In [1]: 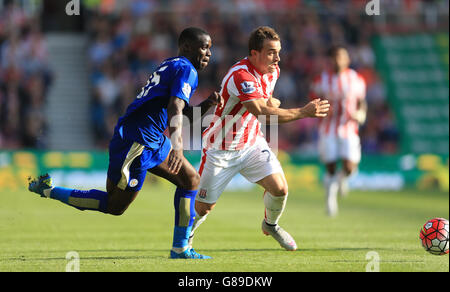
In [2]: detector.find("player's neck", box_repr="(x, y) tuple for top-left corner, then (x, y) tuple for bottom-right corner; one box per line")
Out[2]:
(247, 56), (266, 76)
(178, 53), (195, 68)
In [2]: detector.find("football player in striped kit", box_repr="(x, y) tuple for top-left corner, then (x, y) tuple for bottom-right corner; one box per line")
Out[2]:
(310, 46), (367, 217)
(189, 26), (330, 251)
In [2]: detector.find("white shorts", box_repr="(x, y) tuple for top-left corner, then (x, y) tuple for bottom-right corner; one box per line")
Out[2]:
(197, 137), (284, 204)
(318, 134), (361, 164)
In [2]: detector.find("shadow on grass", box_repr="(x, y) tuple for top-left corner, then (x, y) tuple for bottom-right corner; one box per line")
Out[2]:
(202, 247), (398, 253)
(0, 249), (162, 262)
(1, 246), (414, 262)
(297, 247), (394, 252)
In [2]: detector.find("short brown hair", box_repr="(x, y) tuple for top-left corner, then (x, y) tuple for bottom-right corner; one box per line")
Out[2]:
(248, 26), (280, 55)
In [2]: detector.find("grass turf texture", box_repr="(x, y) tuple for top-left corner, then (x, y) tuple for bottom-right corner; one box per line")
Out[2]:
(0, 181), (448, 272)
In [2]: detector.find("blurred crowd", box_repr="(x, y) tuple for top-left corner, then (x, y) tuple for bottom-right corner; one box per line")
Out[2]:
(1, 0), (448, 155)
(85, 0), (412, 154)
(0, 0), (52, 149)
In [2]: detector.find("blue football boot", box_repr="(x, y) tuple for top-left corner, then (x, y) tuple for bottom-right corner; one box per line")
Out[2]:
(170, 248), (212, 259)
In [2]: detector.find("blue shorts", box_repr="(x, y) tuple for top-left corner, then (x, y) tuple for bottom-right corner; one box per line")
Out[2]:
(107, 133), (171, 192)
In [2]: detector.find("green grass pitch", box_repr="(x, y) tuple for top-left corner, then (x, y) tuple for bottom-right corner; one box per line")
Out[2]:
(0, 180), (448, 272)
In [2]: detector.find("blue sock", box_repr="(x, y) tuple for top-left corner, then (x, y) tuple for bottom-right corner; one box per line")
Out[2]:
(172, 188), (197, 249)
(50, 187), (108, 213)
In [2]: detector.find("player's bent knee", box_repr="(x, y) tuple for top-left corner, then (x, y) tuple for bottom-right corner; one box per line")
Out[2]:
(106, 200), (129, 216)
(343, 161), (356, 175)
(266, 182), (288, 197)
(179, 172), (200, 190)
(272, 185), (288, 197)
(195, 201), (214, 216)
(108, 207), (126, 216)
(105, 189), (138, 216)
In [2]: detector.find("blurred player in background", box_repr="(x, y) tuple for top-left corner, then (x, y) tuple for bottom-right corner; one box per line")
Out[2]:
(28, 27), (222, 259)
(189, 26), (330, 251)
(310, 46), (367, 217)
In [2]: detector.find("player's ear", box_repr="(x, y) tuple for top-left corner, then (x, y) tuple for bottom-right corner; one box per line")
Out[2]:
(179, 41), (192, 55)
(250, 49), (259, 58)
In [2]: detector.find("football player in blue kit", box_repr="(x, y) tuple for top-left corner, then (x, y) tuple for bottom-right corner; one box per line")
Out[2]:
(28, 27), (222, 259)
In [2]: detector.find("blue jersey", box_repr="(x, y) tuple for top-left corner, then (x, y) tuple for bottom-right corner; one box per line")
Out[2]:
(115, 56), (198, 148)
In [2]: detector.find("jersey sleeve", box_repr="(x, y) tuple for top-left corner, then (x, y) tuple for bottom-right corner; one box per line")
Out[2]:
(230, 70), (263, 103)
(170, 65), (198, 104)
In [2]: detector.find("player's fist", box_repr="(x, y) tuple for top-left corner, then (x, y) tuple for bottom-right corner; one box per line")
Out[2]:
(303, 98), (330, 118)
(207, 91), (224, 108)
(268, 97), (281, 108)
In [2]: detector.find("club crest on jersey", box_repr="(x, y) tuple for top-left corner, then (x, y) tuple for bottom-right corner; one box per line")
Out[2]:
(198, 188), (207, 199)
(241, 81), (256, 94)
(129, 179), (139, 188)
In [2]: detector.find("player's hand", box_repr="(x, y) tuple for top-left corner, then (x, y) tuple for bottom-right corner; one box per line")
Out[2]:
(351, 109), (367, 125)
(168, 149), (184, 174)
(207, 91), (224, 108)
(302, 98), (330, 118)
(268, 97), (281, 108)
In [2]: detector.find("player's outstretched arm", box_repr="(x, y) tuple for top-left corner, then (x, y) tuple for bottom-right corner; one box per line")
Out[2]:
(243, 98), (330, 124)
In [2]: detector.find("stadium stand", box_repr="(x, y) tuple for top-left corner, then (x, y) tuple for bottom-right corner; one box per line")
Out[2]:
(1, 0), (448, 156)
(0, 0), (52, 149)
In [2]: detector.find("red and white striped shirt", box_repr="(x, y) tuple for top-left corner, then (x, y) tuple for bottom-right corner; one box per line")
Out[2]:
(202, 57), (279, 151)
(310, 68), (366, 138)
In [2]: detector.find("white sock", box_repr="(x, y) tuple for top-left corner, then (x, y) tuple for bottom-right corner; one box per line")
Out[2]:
(325, 173), (339, 216)
(263, 191), (287, 225)
(190, 209), (208, 237)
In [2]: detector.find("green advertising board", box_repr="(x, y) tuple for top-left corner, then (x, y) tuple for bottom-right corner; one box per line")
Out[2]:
(0, 151), (447, 193)
(373, 33), (449, 155)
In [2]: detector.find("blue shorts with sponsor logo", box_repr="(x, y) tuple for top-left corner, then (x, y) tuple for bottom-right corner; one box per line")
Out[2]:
(107, 132), (171, 192)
